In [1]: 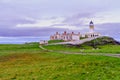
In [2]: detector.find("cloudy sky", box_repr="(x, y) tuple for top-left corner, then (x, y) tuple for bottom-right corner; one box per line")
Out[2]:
(0, 0), (120, 40)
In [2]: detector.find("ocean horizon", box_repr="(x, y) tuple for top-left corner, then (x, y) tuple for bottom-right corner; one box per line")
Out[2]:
(0, 37), (49, 44)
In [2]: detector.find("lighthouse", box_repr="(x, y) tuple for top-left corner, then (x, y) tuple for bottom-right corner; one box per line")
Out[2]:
(89, 21), (94, 33)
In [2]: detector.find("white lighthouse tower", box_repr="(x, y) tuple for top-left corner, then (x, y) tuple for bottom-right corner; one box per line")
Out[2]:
(89, 21), (94, 33)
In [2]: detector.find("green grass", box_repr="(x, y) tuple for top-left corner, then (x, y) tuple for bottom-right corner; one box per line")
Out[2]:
(45, 36), (120, 53)
(48, 40), (64, 44)
(44, 44), (81, 52)
(82, 45), (120, 53)
(43, 44), (120, 53)
(0, 43), (120, 79)
(0, 43), (41, 56)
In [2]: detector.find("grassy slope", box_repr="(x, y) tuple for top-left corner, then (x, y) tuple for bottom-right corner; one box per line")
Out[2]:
(44, 36), (120, 53)
(48, 40), (64, 44)
(0, 43), (41, 56)
(0, 43), (120, 79)
(44, 44), (120, 53)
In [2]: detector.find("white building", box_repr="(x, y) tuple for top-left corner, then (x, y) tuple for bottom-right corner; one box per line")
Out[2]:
(39, 40), (48, 45)
(50, 31), (80, 41)
(50, 21), (101, 41)
(85, 32), (101, 38)
(85, 21), (101, 38)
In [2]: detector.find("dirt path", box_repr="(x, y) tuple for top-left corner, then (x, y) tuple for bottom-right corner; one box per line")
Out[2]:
(39, 45), (120, 58)
(39, 45), (48, 51)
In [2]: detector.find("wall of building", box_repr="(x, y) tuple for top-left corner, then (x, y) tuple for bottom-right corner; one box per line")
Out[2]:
(50, 31), (80, 41)
(72, 35), (80, 41)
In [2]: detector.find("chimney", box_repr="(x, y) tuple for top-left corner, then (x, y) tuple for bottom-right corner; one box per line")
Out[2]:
(72, 32), (74, 34)
(64, 31), (66, 34)
(56, 32), (58, 35)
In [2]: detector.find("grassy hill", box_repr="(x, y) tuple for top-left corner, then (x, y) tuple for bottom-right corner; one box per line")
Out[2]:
(44, 36), (120, 53)
(0, 37), (120, 80)
(48, 40), (64, 44)
(82, 36), (120, 46)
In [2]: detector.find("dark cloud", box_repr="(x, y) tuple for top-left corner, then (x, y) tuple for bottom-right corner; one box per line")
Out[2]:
(0, 26), (67, 37)
(95, 23), (120, 40)
(0, 22), (120, 42)
(96, 23), (120, 32)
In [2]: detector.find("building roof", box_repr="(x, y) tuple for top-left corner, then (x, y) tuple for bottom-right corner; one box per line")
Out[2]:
(90, 21), (93, 24)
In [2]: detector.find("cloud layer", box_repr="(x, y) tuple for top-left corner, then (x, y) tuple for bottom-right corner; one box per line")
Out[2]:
(0, 0), (120, 40)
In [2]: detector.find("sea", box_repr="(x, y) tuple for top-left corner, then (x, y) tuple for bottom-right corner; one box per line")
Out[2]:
(0, 37), (49, 44)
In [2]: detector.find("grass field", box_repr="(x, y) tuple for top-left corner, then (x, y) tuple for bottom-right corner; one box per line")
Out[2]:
(44, 44), (120, 53)
(0, 43), (120, 80)
(48, 40), (64, 44)
(45, 36), (120, 54)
